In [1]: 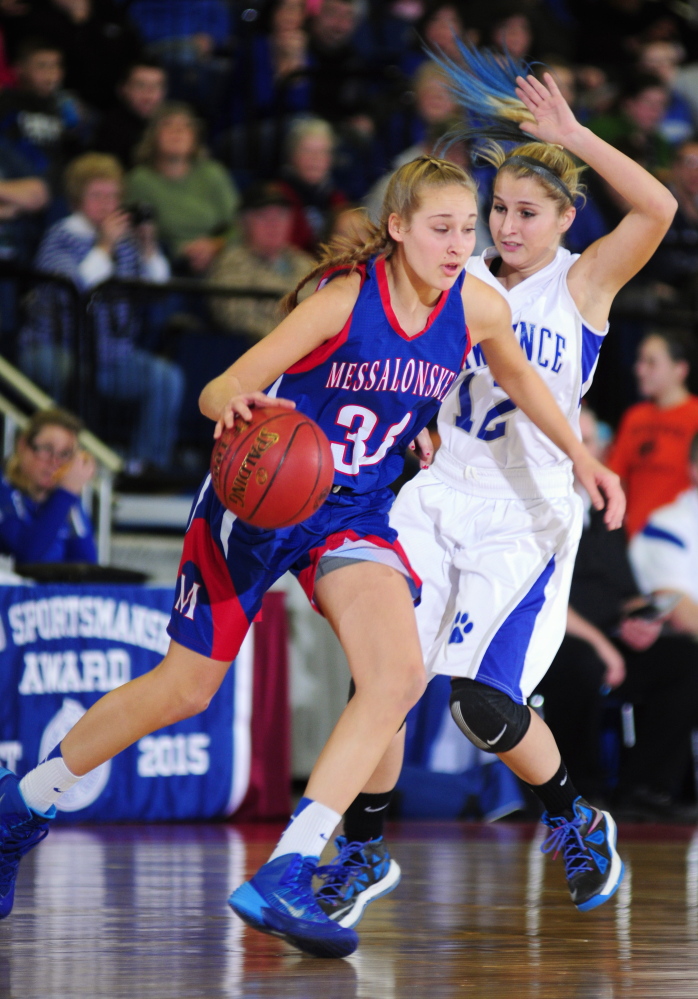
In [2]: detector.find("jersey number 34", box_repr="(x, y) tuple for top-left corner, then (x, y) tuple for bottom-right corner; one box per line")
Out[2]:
(455, 372), (517, 441)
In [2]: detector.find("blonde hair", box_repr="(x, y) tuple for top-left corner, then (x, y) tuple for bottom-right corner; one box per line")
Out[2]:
(64, 153), (123, 208)
(282, 155), (477, 312)
(429, 43), (586, 213)
(134, 102), (207, 168)
(482, 140), (585, 213)
(6, 408), (83, 494)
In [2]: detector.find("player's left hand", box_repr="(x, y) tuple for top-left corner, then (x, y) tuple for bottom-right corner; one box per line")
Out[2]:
(514, 72), (581, 146)
(409, 426), (434, 468)
(572, 453), (625, 530)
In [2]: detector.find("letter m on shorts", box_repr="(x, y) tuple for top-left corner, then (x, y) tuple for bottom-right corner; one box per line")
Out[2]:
(174, 576), (201, 620)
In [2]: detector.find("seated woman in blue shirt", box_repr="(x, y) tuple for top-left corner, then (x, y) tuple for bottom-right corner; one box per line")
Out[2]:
(0, 408), (97, 564)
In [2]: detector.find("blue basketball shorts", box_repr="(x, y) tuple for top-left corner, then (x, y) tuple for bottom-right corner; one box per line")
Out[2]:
(167, 475), (421, 661)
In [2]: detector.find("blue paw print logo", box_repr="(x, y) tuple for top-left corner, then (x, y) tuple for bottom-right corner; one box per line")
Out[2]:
(448, 611), (474, 644)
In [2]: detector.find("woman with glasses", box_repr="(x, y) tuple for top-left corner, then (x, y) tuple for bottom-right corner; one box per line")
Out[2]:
(0, 408), (96, 564)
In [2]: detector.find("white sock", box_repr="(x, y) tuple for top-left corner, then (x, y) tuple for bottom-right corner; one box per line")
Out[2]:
(268, 797), (341, 862)
(19, 756), (81, 815)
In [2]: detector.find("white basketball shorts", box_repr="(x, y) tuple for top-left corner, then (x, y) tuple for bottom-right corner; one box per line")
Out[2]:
(389, 452), (584, 704)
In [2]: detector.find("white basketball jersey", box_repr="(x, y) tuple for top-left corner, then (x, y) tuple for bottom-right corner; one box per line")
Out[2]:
(438, 247), (608, 472)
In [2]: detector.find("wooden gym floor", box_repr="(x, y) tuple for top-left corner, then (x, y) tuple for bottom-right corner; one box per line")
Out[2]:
(2, 820), (698, 999)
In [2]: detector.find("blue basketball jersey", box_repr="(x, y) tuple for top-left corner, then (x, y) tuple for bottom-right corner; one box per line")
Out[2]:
(267, 256), (470, 493)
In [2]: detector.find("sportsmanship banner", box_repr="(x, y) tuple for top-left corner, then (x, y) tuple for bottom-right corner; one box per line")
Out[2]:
(0, 584), (290, 823)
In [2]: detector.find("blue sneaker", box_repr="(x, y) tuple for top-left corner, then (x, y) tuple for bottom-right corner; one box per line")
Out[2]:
(541, 796), (625, 912)
(228, 853), (359, 958)
(315, 836), (401, 928)
(0, 768), (54, 919)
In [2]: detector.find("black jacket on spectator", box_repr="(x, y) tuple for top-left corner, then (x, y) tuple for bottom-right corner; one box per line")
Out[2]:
(0, 89), (76, 194)
(536, 507), (698, 806)
(93, 100), (148, 169)
(19, 1), (141, 111)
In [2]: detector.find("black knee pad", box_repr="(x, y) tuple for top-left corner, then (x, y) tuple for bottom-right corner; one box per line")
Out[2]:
(348, 679), (406, 733)
(449, 678), (531, 753)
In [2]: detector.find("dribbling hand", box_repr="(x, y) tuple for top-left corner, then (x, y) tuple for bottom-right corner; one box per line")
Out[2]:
(213, 392), (295, 440)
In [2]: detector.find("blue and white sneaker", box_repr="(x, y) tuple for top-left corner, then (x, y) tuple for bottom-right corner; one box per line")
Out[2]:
(541, 796), (625, 912)
(0, 768), (54, 919)
(315, 836), (401, 928)
(228, 853), (359, 958)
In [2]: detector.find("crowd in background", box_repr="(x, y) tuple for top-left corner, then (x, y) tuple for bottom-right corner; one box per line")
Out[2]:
(0, 0), (697, 816)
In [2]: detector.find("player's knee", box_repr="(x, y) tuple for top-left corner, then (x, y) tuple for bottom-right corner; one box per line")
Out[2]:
(348, 678), (408, 732)
(401, 658), (428, 708)
(164, 684), (213, 723)
(154, 665), (219, 723)
(449, 678), (530, 753)
(356, 660), (425, 715)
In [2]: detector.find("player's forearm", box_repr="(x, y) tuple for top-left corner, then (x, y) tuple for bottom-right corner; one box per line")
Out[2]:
(199, 370), (246, 422)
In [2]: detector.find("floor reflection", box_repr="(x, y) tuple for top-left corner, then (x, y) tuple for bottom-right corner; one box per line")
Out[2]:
(1, 821), (698, 997)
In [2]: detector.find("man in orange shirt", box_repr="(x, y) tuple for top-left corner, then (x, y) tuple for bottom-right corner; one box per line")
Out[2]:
(608, 330), (698, 537)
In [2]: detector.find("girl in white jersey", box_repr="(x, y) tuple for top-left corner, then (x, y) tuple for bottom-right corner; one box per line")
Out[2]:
(316, 48), (677, 928)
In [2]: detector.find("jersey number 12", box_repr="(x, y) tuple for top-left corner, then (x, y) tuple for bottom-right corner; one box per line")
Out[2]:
(455, 372), (517, 441)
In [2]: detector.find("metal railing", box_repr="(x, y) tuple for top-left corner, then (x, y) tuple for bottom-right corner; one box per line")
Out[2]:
(0, 353), (122, 565)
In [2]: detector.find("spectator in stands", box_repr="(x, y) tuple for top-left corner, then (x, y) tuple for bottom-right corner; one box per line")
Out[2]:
(0, 139), (48, 264)
(18, 153), (184, 474)
(630, 431), (698, 640)
(127, 0), (231, 65)
(126, 102), (240, 274)
(14, 0), (142, 112)
(588, 73), (674, 178)
(384, 61), (458, 164)
(208, 181), (314, 340)
(276, 116), (348, 252)
(637, 40), (694, 146)
(233, 0), (311, 125)
(536, 408), (698, 821)
(126, 0), (232, 119)
(607, 329), (698, 537)
(488, 6), (534, 62)
(93, 59), (167, 169)
(401, 1), (469, 77)
(0, 37), (84, 196)
(0, 139), (49, 344)
(645, 139), (698, 295)
(9, 0), (141, 110)
(306, 0), (369, 124)
(0, 407), (96, 564)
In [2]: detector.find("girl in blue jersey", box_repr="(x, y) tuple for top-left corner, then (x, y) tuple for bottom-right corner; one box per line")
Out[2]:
(0, 157), (623, 959)
(320, 51), (677, 929)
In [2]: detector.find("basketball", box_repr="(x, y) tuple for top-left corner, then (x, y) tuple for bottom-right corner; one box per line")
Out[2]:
(210, 406), (335, 529)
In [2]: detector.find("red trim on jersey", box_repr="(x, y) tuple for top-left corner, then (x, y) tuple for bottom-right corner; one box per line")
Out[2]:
(175, 518), (251, 661)
(285, 264), (368, 374)
(376, 256), (449, 341)
(295, 529), (423, 610)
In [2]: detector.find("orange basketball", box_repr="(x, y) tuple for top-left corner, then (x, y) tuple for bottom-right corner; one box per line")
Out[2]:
(210, 406), (335, 529)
